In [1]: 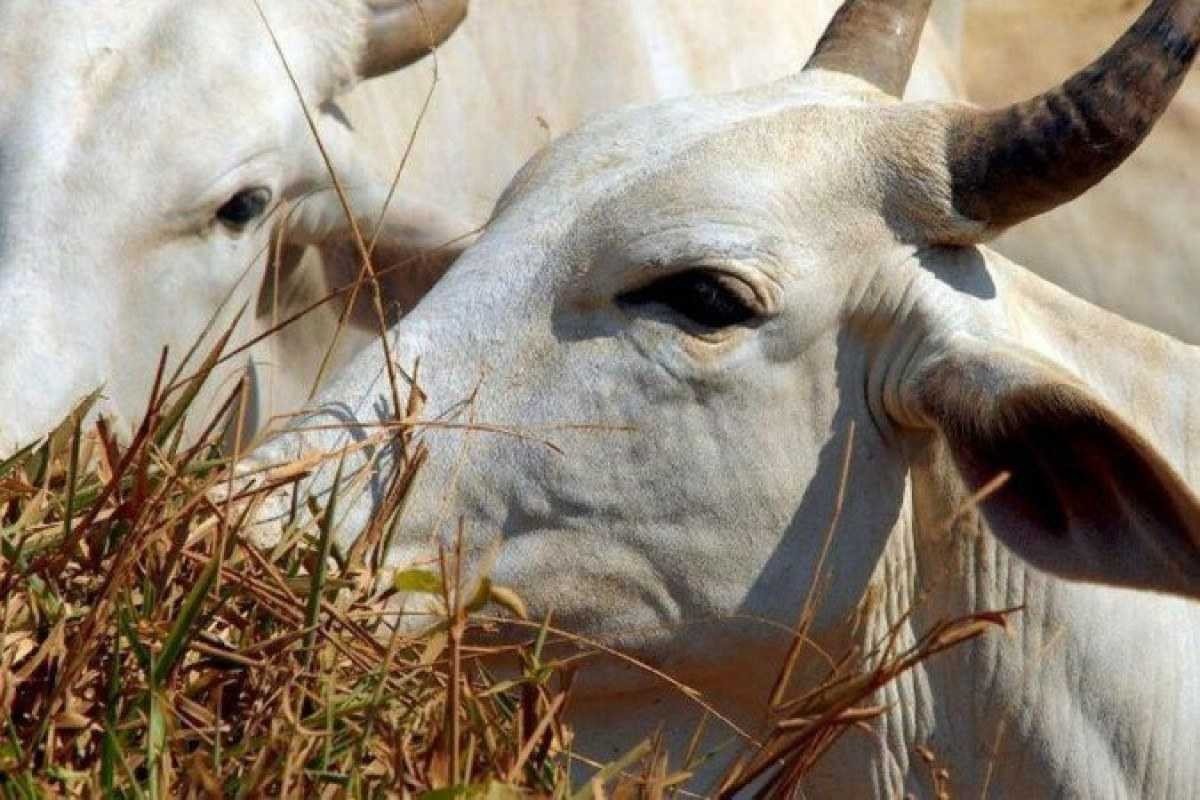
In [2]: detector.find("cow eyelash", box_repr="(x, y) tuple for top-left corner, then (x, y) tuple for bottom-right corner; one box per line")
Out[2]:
(618, 269), (760, 329)
(215, 187), (273, 230)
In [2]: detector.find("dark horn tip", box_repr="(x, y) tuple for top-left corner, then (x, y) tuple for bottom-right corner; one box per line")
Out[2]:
(945, 0), (1200, 236)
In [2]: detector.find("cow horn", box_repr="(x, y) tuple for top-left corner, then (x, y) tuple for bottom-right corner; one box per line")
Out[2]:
(804, 0), (934, 97)
(946, 0), (1200, 235)
(360, 0), (468, 79)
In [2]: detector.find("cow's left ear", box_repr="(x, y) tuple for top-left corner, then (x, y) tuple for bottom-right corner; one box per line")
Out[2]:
(285, 182), (471, 257)
(901, 335), (1200, 599)
(280, 111), (475, 325)
(282, 179), (473, 317)
(359, 0), (468, 79)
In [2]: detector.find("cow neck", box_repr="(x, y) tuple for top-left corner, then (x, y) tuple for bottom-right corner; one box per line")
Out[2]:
(870, 246), (1200, 798)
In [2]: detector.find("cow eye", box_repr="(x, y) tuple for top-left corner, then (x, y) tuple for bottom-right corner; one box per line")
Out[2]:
(618, 269), (759, 329)
(216, 187), (272, 229)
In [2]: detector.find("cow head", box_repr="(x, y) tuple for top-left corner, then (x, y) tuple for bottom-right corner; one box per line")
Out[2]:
(251, 0), (1200, 688)
(0, 0), (467, 453)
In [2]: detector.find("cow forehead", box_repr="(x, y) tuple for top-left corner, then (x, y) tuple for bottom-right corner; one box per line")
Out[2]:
(0, 1), (363, 140)
(489, 77), (887, 276)
(0, 1), (365, 218)
(497, 78), (874, 220)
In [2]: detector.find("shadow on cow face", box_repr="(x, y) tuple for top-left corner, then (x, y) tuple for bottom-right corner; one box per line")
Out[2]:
(0, 0), (467, 454)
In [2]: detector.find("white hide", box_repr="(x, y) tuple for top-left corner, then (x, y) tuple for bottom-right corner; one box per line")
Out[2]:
(250, 36), (1200, 800)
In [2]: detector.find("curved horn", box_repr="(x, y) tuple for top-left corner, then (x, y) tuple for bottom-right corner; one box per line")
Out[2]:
(359, 0), (468, 79)
(805, 0), (934, 97)
(947, 0), (1200, 234)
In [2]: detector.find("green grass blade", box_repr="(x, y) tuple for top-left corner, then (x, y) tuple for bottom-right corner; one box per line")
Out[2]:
(60, 418), (83, 545)
(0, 439), (38, 482)
(568, 740), (653, 800)
(101, 621), (123, 795)
(150, 546), (220, 687)
(29, 387), (103, 487)
(146, 685), (166, 800)
(303, 454), (344, 657)
(155, 309), (243, 448)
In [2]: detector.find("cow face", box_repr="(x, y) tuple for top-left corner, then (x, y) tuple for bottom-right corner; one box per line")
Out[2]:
(252, 78), (948, 670)
(0, 0), (465, 453)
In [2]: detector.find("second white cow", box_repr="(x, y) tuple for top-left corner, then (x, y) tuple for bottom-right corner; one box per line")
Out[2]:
(0, 0), (469, 453)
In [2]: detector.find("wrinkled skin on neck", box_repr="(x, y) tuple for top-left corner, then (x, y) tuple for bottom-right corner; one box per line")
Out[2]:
(252, 39), (1200, 800)
(807, 246), (1200, 797)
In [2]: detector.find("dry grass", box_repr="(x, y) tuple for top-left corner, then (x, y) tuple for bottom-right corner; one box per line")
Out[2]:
(0, 324), (1013, 798)
(0, 335), (580, 798)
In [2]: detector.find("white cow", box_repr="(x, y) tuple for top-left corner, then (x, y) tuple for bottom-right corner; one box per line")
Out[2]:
(250, 0), (1200, 795)
(0, 0), (469, 454)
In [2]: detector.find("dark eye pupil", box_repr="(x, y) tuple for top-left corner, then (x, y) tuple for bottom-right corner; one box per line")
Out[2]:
(618, 270), (756, 328)
(216, 188), (271, 227)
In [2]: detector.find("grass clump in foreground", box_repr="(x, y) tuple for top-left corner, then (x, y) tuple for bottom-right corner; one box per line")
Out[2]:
(0, 339), (1012, 798)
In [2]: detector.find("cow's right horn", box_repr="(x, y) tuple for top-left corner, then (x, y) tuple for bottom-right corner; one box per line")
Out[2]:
(359, 0), (468, 79)
(804, 0), (934, 97)
(945, 0), (1200, 237)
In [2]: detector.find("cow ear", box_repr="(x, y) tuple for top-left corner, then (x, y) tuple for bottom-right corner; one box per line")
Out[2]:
(904, 336), (1200, 598)
(360, 0), (467, 79)
(282, 183), (473, 318)
(285, 183), (472, 254)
